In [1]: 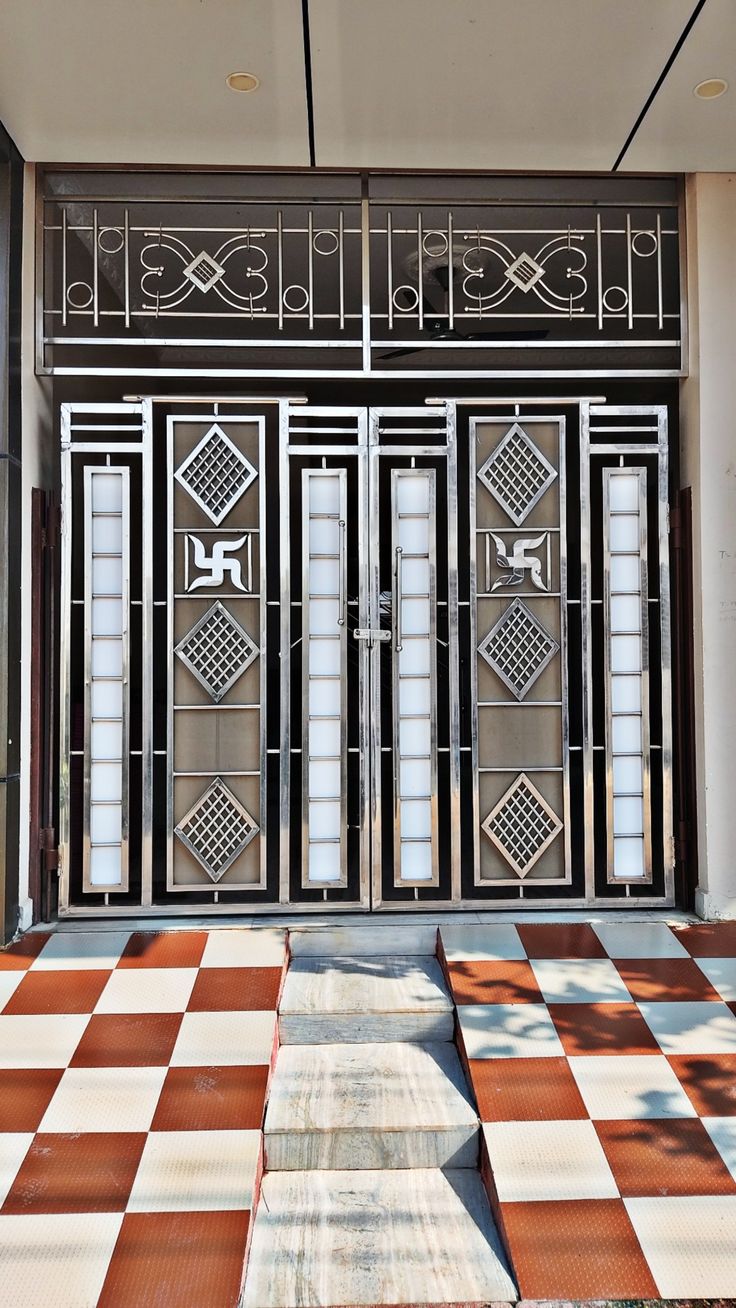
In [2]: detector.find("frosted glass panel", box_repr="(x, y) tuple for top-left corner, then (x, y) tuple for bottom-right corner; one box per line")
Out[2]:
(401, 599), (430, 635)
(611, 676), (642, 713)
(399, 678), (431, 716)
(91, 762), (122, 803)
(399, 517), (429, 553)
(400, 841), (432, 881)
(399, 642), (430, 676)
(308, 842), (341, 882)
(609, 515), (640, 551)
(90, 803), (122, 843)
(91, 474), (123, 511)
(91, 640), (123, 678)
(309, 517), (340, 554)
(309, 559), (340, 596)
(401, 559), (430, 594)
(610, 555), (640, 592)
(400, 758), (432, 796)
(309, 677), (340, 718)
(310, 637), (340, 677)
(309, 801), (341, 840)
(613, 754), (643, 793)
(397, 476), (430, 513)
(89, 844), (122, 886)
(610, 594), (641, 632)
(92, 556), (123, 594)
(611, 634), (641, 673)
(613, 837), (645, 879)
(400, 799), (432, 838)
(91, 680), (123, 719)
(309, 476), (340, 513)
(92, 516), (122, 554)
(309, 599), (340, 634)
(609, 475), (639, 511)
(310, 719), (341, 757)
(91, 720), (122, 759)
(612, 715), (642, 753)
(92, 598), (123, 636)
(399, 717), (431, 757)
(309, 760), (340, 798)
(614, 795), (644, 835)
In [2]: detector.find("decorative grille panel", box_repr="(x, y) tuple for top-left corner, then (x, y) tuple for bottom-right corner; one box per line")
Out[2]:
(175, 601), (259, 703)
(477, 424), (558, 526)
(174, 424), (257, 526)
(174, 778), (259, 882)
(482, 773), (563, 878)
(478, 598), (559, 701)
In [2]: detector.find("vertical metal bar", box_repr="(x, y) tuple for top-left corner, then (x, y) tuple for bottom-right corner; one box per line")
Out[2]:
(447, 210), (454, 332)
(368, 410), (382, 904)
(124, 208), (131, 330)
(165, 417), (175, 891)
(357, 410), (371, 908)
(446, 402), (461, 901)
(579, 402), (595, 898)
(57, 409), (73, 911)
(596, 212), (603, 332)
(626, 211), (633, 330)
(61, 207), (68, 328)
(278, 400), (291, 903)
(277, 210), (284, 333)
(307, 209), (314, 332)
(361, 182), (371, 372)
(416, 210), (424, 333)
(338, 209), (345, 332)
(469, 418), (481, 887)
(656, 211), (663, 332)
(658, 409), (675, 901)
(558, 416), (572, 884)
(387, 210), (394, 333)
(141, 401), (154, 905)
(92, 207), (99, 329)
(258, 415), (268, 890)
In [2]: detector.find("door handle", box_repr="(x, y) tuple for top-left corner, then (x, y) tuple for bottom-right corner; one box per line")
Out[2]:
(394, 545), (403, 653)
(337, 519), (346, 626)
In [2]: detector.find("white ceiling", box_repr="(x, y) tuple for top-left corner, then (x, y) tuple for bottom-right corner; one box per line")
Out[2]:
(0, 0), (734, 171)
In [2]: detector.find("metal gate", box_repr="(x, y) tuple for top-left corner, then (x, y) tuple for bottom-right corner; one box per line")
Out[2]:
(57, 397), (674, 914)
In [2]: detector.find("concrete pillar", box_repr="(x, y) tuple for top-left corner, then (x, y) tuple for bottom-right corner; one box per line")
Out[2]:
(681, 173), (736, 919)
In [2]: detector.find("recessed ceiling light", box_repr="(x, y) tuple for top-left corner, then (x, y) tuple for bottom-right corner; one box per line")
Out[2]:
(226, 71), (260, 93)
(693, 78), (728, 99)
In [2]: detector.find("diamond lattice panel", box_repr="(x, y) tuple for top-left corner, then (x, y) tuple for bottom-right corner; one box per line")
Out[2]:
(478, 598), (559, 700)
(482, 772), (563, 878)
(174, 424), (257, 525)
(175, 601), (259, 703)
(174, 777), (259, 883)
(477, 423), (558, 525)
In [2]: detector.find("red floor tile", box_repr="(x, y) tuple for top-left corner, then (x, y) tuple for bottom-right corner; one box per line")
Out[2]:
(469, 1056), (588, 1121)
(69, 1012), (184, 1068)
(2, 969), (111, 1015)
(0, 1068), (64, 1132)
(516, 922), (607, 959)
(98, 1209), (250, 1308)
(674, 922), (736, 957)
(447, 960), (543, 1005)
(0, 933), (51, 971)
(151, 1064), (269, 1131)
(595, 1117), (736, 1197)
(668, 1052), (736, 1116)
(1, 1132), (146, 1214)
(187, 967), (282, 1012)
(615, 956), (722, 1002)
(549, 1002), (661, 1055)
(499, 1198), (658, 1299)
(118, 931), (208, 969)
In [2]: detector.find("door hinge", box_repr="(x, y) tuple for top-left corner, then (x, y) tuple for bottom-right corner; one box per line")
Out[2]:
(39, 827), (59, 873)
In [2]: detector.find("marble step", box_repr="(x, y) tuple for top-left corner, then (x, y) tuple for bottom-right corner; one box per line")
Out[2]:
(264, 1041), (478, 1170)
(288, 924), (439, 957)
(278, 955), (454, 1044)
(241, 1167), (516, 1307)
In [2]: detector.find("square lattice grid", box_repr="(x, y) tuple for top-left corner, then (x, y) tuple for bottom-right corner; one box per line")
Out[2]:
(482, 772), (563, 878)
(174, 779), (259, 883)
(477, 423), (558, 526)
(478, 598), (559, 701)
(175, 602), (259, 704)
(174, 425), (257, 526)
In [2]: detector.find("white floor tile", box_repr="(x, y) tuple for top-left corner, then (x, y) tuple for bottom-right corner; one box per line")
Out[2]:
(694, 957), (736, 1002)
(0, 1015), (90, 1069)
(703, 1118), (736, 1182)
(530, 957), (632, 1004)
(457, 1003), (564, 1060)
(625, 1196), (736, 1298)
(94, 966), (197, 1014)
(0, 971), (24, 1010)
(127, 1129), (260, 1212)
(0, 1212), (124, 1308)
(593, 921), (688, 959)
(639, 1001), (736, 1055)
(440, 925), (526, 962)
(569, 1053), (697, 1119)
(31, 931), (132, 971)
(482, 1119), (618, 1202)
(39, 1065), (167, 1133)
(170, 1009), (277, 1066)
(200, 928), (286, 969)
(0, 1134), (34, 1206)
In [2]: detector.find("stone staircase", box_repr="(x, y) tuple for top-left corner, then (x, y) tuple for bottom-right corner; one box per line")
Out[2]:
(241, 928), (517, 1308)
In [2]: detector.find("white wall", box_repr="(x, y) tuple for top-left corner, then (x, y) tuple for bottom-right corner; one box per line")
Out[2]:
(17, 162), (53, 927)
(681, 173), (736, 919)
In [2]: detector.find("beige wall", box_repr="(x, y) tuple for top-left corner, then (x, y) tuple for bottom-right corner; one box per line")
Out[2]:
(681, 173), (736, 919)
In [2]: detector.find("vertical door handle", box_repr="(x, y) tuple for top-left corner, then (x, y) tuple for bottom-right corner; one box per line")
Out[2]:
(394, 545), (403, 652)
(337, 519), (346, 626)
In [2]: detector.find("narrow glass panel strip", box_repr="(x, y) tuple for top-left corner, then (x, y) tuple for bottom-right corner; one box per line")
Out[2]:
(604, 467), (652, 883)
(302, 469), (348, 886)
(83, 465), (129, 892)
(392, 469), (438, 886)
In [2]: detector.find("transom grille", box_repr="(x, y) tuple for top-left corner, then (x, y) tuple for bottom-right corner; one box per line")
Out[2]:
(482, 773), (563, 878)
(477, 423), (558, 525)
(174, 778), (259, 882)
(478, 598), (559, 701)
(175, 601), (259, 703)
(174, 424), (257, 525)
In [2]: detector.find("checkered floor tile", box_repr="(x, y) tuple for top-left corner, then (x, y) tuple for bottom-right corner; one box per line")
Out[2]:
(0, 927), (286, 1308)
(441, 919), (736, 1301)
